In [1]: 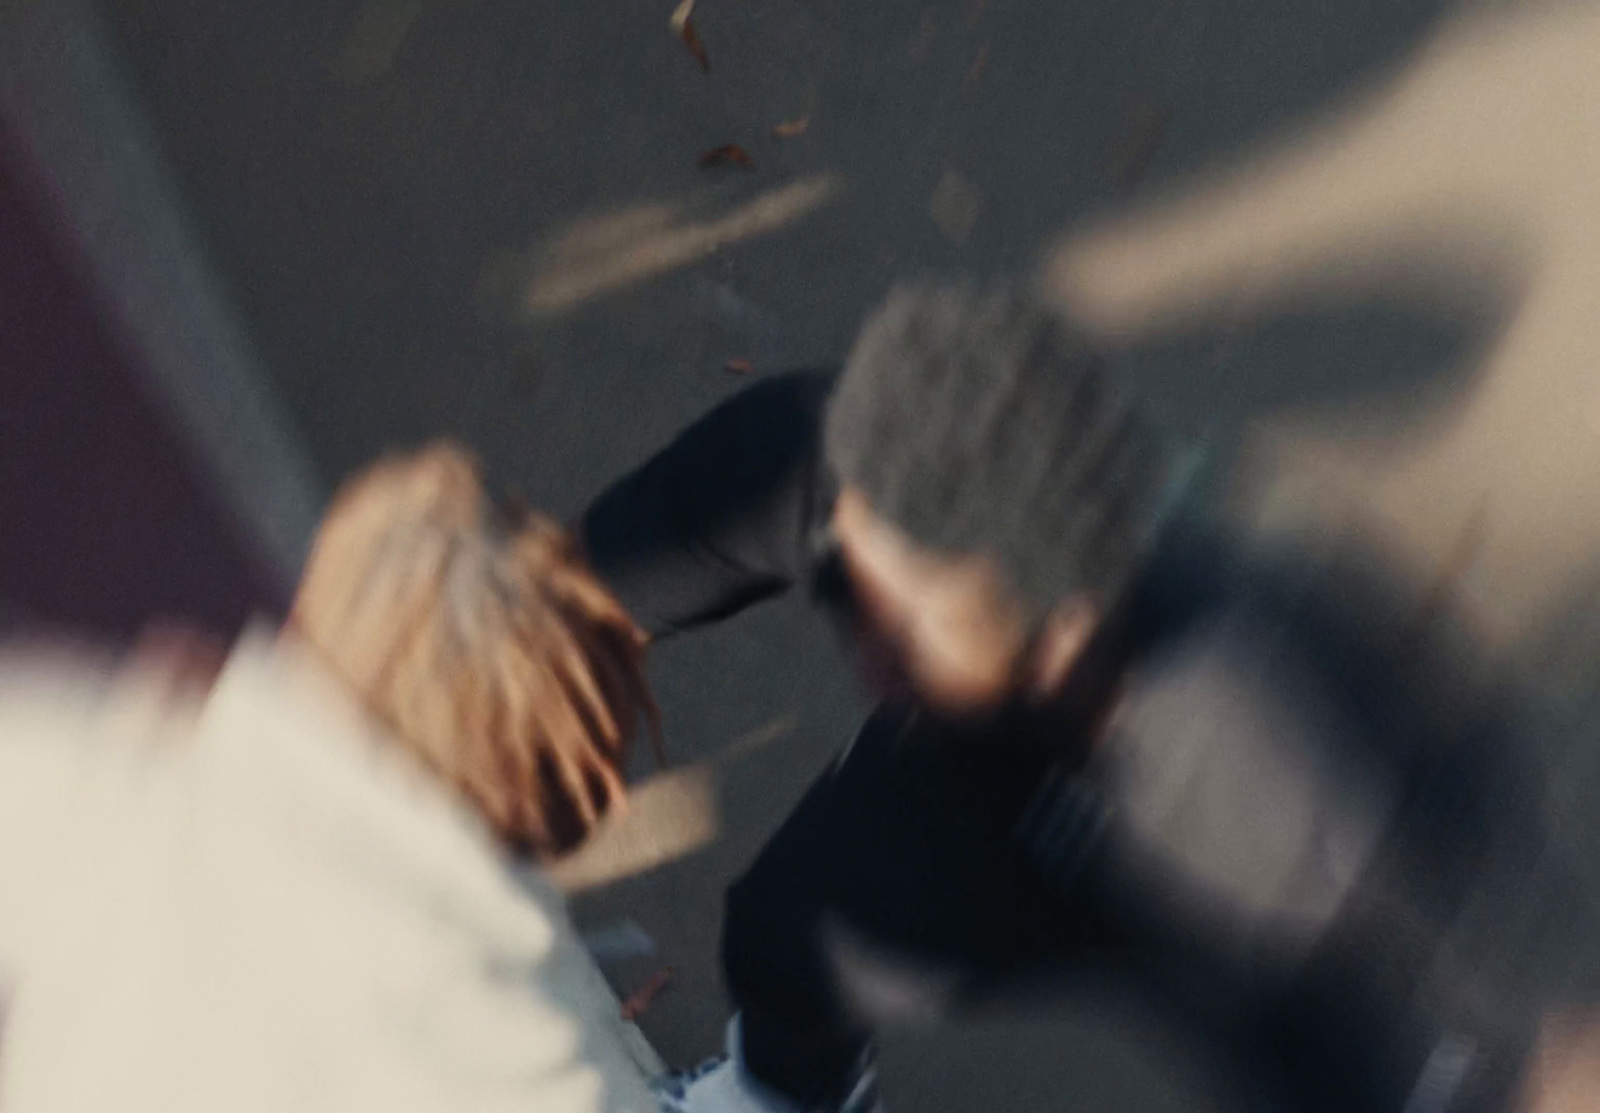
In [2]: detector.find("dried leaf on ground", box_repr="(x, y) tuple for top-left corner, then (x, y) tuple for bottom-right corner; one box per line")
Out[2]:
(670, 0), (712, 72)
(908, 8), (938, 62)
(333, 0), (423, 84)
(724, 358), (754, 375)
(929, 169), (983, 245)
(771, 117), (810, 139)
(700, 143), (755, 169)
(620, 967), (675, 1021)
(964, 43), (991, 88)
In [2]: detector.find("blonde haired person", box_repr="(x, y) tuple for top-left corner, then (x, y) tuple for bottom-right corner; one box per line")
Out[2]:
(292, 442), (660, 859)
(0, 445), (666, 1113)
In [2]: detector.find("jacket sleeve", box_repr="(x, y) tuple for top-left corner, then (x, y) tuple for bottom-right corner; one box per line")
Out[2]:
(580, 369), (838, 638)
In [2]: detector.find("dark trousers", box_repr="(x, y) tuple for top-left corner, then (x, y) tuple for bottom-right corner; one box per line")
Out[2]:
(720, 705), (1284, 1109)
(719, 705), (1534, 1113)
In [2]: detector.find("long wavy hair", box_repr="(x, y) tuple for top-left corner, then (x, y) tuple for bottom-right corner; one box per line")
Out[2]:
(291, 444), (660, 860)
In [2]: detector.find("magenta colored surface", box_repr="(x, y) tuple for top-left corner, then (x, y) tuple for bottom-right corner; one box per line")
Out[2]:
(0, 124), (286, 642)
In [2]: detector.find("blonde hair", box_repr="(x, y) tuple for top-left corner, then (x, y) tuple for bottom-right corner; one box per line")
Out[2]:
(291, 444), (660, 860)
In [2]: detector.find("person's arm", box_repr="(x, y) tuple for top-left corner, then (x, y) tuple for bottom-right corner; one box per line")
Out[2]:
(581, 369), (838, 638)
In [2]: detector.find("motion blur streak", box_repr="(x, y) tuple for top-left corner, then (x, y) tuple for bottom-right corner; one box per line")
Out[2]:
(524, 175), (845, 316)
(546, 765), (720, 895)
(1044, 1), (1600, 647)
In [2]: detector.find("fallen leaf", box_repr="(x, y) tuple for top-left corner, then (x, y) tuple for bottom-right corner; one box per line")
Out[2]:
(620, 967), (675, 1021)
(333, 0), (423, 84)
(964, 42), (991, 89)
(771, 117), (810, 139)
(724, 358), (754, 375)
(681, 20), (711, 71)
(670, 0), (711, 72)
(700, 143), (755, 169)
(929, 169), (983, 245)
(908, 8), (937, 62)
